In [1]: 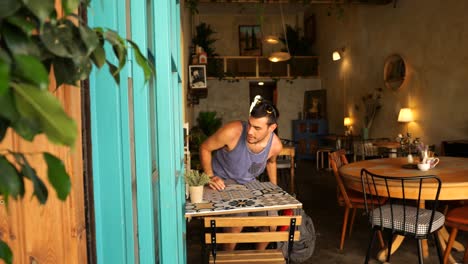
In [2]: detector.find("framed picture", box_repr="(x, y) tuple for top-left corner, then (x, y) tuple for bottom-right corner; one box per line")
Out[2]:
(303, 90), (327, 119)
(238, 25), (262, 56)
(189, 65), (207, 89)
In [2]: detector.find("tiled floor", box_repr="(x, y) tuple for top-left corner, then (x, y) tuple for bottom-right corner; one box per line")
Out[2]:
(187, 160), (467, 263)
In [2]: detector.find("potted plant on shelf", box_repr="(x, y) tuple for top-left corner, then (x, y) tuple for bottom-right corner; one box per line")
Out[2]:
(185, 169), (211, 203)
(355, 88), (383, 139)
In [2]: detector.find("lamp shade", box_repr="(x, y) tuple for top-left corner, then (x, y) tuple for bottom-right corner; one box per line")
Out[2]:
(344, 117), (352, 126)
(268, 51), (291, 62)
(398, 108), (413, 122)
(332, 51), (341, 61)
(264, 35), (279, 44)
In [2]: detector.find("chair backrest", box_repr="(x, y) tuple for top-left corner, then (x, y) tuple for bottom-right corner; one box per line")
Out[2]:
(204, 216), (302, 244)
(277, 145), (295, 169)
(328, 149), (351, 207)
(360, 169), (442, 237)
(204, 215), (302, 262)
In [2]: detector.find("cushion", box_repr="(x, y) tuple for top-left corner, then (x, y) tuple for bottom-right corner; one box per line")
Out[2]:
(371, 204), (445, 236)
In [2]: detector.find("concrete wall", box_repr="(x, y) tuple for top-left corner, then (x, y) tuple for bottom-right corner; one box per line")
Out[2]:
(309, 1), (468, 149)
(193, 78), (322, 139)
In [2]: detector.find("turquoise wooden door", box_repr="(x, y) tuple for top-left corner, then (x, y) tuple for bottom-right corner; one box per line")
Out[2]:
(89, 0), (185, 263)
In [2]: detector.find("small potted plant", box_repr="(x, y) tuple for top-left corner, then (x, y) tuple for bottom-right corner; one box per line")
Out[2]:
(185, 169), (211, 203)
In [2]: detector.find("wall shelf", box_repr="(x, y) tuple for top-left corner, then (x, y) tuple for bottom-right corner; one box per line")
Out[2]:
(206, 56), (319, 80)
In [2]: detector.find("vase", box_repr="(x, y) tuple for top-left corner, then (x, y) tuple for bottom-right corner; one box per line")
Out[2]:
(407, 154), (414, 164)
(189, 185), (204, 203)
(362, 127), (369, 140)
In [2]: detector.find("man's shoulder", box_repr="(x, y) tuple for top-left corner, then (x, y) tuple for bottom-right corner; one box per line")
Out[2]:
(270, 134), (283, 154)
(223, 120), (244, 131)
(217, 120), (243, 138)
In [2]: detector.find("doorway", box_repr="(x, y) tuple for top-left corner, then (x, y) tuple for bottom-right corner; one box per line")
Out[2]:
(249, 81), (277, 106)
(249, 81), (279, 134)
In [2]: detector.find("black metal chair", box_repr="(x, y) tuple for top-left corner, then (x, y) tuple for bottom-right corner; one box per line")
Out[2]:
(360, 169), (445, 264)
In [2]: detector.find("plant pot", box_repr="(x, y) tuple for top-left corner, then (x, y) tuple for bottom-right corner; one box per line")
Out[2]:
(189, 185), (204, 203)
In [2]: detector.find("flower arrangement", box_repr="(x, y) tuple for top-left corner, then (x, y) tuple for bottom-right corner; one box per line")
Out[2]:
(185, 169), (211, 186)
(396, 133), (422, 155)
(355, 88), (383, 129)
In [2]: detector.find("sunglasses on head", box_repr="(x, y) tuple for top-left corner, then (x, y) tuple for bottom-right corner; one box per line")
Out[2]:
(264, 103), (277, 119)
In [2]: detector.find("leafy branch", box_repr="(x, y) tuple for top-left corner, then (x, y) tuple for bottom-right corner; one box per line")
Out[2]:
(0, 0), (154, 263)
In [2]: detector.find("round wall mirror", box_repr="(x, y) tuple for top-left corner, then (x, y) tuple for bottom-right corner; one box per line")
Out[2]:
(383, 54), (406, 90)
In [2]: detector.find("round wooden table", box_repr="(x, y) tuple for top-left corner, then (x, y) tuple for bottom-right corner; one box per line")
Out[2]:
(339, 157), (468, 263)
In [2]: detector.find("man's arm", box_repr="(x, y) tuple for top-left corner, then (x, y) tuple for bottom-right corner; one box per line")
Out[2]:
(265, 135), (283, 185)
(199, 121), (242, 190)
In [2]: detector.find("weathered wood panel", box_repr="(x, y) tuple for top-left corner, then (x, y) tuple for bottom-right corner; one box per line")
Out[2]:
(0, 81), (87, 264)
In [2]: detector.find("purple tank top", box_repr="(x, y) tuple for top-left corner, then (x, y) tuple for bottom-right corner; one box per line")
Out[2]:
(212, 121), (274, 184)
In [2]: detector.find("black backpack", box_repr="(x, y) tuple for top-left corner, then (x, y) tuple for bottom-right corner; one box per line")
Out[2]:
(278, 209), (316, 263)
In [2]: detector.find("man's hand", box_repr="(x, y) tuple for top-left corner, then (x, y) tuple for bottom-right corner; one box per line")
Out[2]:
(208, 176), (226, 190)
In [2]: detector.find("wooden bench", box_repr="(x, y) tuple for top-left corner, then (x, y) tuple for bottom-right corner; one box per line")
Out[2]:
(204, 215), (302, 264)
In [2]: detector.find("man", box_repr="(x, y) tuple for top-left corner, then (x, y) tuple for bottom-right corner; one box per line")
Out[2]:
(199, 97), (283, 250)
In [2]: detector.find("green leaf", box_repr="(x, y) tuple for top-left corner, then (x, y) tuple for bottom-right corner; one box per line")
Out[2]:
(0, 59), (10, 95)
(104, 30), (127, 72)
(0, 155), (23, 198)
(0, 117), (10, 141)
(1, 24), (40, 56)
(10, 117), (42, 141)
(13, 55), (49, 90)
(11, 83), (77, 146)
(13, 153), (48, 204)
(127, 39), (154, 82)
(0, 0), (21, 19)
(106, 60), (120, 84)
(79, 25), (99, 56)
(90, 44), (106, 68)
(23, 0), (54, 23)
(6, 16), (37, 36)
(0, 240), (13, 264)
(53, 57), (92, 87)
(43, 152), (71, 200)
(41, 19), (88, 62)
(63, 0), (81, 14)
(0, 90), (19, 122)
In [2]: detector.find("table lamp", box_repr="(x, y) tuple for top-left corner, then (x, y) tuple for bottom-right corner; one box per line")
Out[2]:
(398, 108), (413, 134)
(344, 117), (352, 135)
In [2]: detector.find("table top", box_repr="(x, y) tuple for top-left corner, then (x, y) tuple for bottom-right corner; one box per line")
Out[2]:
(339, 157), (468, 200)
(185, 181), (302, 217)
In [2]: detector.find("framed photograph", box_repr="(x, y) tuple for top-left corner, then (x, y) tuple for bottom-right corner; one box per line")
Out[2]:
(303, 90), (327, 119)
(189, 65), (207, 89)
(238, 25), (262, 56)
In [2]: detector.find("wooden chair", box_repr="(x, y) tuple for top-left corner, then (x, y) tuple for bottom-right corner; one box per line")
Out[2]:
(328, 149), (385, 251)
(204, 215), (302, 264)
(443, 206), (468, 264)
(360, 169), (445, 264)
(277, 144), (296, 194)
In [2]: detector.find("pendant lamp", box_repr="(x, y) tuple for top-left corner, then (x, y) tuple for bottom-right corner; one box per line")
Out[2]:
(264, 35), (280, 44)
(268, 3), (291, 63)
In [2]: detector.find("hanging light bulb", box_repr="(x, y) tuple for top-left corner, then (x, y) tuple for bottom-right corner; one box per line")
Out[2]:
(268, 3), (291, 63)
(332, 51), (341, 61)
(268, 51), (291, 62)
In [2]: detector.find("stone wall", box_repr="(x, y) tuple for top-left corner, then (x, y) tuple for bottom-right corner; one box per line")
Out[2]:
(193, 78), (322, 139)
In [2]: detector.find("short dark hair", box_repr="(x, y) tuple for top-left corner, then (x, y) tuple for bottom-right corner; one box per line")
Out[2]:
(250, 100), (279, 125)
